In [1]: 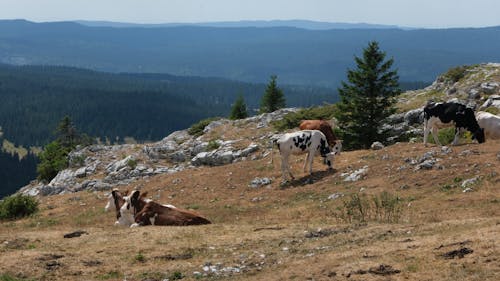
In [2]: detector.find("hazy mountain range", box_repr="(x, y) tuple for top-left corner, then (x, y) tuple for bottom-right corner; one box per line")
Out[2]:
(1, 20), (499, 87)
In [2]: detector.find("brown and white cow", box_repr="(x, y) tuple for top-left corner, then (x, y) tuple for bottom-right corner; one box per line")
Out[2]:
(104, 189), (131, 226)
(121, 190), (211, 227)
(299, 120), (337, 147)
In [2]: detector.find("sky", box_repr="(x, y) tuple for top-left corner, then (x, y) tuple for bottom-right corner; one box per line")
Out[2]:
(1, 0), (500, 28)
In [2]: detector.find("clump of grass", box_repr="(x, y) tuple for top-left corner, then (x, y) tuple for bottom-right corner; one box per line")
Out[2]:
(134, 252), (146, 263)
(336, 192), (404, 223)
(127, 158), (137, 169)
(0, 194), (38, 220)
(0, 273), (35, 281)
(170, 271), (184, 280)
(96, 271), (122, 280)
(188, 117), (221, 137)
(206, 139), (220, 151)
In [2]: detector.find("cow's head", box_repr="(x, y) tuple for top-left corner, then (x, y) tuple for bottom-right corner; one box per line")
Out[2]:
(473, 127), (485, 143)
(331, 140), (342, 155)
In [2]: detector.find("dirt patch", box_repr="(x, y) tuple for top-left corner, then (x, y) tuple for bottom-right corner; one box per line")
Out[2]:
(441, 247), (474, 259)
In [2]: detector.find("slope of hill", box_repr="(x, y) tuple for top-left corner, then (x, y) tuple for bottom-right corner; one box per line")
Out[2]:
(0, 64), (335, 147)
(1, 64), (499, 280)
(1, 20), (499, 86)
(2, 125), (499, 280)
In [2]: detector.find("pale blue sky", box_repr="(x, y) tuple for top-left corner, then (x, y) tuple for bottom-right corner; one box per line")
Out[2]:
(1, 0), (499, 28)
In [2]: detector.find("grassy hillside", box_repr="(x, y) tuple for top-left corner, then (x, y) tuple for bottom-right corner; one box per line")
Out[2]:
(0, 120), (498, 280)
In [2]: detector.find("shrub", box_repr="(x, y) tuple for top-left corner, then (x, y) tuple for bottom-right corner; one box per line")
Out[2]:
(272, 104), (337, 131)
(0, 194), (39, 220)
(442, 65), (469, 83)
(425, 127), (471, 145)
(206, 139), (220, 151)
(336, 192), (403, 224)
(187, 117), (221, 137)
(126, 158), (137, 169)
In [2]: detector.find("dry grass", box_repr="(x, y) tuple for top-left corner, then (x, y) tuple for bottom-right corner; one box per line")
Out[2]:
(1, 140), (499, 281)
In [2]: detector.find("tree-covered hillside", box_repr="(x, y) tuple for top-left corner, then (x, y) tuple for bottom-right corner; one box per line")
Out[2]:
(1, 20), (499, 86)
(0, 64), (337, 147)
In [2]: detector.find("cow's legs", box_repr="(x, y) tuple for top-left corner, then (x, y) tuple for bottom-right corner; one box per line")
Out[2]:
(306, 152), (315, 175)
(431, 127), (441, 146)
(451, 127), (461, 145)
(303, 152), (310, 172)
(423, 119), (430, 146)
(281, 155), (294, 181)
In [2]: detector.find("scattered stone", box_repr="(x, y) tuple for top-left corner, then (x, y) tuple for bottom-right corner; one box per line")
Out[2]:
(343, 166), (368, 182)
(327, 193), (344, 200)
(63, 230), (88, 238)
(305, 228), (335, 238)
(82, 260), (102, 266)
(461, 176), (479, 188)
(368, 264), (401, 275)
(249, 177), (272, 188)
(155, 253), (193, 261)
(441, 247), (474, 259)
(370, 141), (384, 150)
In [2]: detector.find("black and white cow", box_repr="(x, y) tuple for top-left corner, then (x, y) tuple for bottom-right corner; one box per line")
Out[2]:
(423, 101), (485, 146)
(273, 130), (341, 182)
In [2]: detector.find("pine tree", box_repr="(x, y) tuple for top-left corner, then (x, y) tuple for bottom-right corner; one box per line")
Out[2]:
(260, 75), (285, 113)
(334, 41), (400, 149)
(229, 94), (248, 120)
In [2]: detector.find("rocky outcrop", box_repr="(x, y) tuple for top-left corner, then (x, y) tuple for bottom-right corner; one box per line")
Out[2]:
(19, 109), (295, 196)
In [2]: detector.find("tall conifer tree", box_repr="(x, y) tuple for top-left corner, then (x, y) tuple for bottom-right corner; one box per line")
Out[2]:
(229, 94), (248, 120)
(335, 41), (400, 149)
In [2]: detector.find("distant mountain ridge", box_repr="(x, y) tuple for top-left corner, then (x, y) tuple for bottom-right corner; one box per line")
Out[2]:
(75, 19), (405, 30)
(1, 20), (499, 87)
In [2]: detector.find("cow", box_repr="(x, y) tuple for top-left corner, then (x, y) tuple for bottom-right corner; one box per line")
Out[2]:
(299, 120), (337, 147)
(423, 101), (485, 146)
(476, 111), (500, 139)
(121, 190), (211, 227)
(273, 130), (341, 182)
(104, 189), (132, 226)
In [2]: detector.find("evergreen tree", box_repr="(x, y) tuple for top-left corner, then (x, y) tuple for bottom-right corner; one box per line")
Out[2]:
(334, 41), (400, 149)
(229, 94), (248, 120)
(260, 75), (286, 113)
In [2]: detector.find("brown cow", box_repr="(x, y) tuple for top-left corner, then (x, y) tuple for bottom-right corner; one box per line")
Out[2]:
(123, 190), (211, 227)
(299, 120), (337, 147)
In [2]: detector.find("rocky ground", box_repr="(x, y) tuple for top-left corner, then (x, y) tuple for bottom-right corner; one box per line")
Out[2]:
(2, 63), (500, 281)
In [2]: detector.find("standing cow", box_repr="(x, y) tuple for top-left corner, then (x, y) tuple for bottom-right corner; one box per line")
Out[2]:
(476, 111), (500, 139)
(423, 102), (485, 146)
(273, 130), (341, 182)
(299, 120), (337, 147)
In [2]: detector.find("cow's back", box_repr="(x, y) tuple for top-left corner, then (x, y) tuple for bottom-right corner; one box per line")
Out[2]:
(299, 120), (337, 145)
(476, 111), (500, 139)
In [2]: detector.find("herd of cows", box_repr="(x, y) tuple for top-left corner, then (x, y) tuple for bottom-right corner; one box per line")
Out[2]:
(104, 101), (500, 227)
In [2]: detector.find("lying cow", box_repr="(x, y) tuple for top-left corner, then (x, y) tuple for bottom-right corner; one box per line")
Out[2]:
(423, 101), (485, 146)
(476, 111), (500, 139)
(121, 190), (211, 227)
(299, 120), (337, 147)
(104, 189), (132, 226)
(273, 130), (341, 182)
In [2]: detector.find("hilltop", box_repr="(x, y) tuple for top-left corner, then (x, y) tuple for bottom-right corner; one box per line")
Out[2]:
(1, 64), (500, 280)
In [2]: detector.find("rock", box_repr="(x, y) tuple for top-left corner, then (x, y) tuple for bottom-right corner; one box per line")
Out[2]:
(371, 142), (385, 150)
(415, 159), (435, 170)
(480, 82), (499, 94)
(404, 108), (424, 125)
(249, 177), (272, 188)
(481, 94), (500, 109)
(343, 166), (368, 182)
(468, 88), (481, 99)
(461, 176), (479, 188)
(106, 155), (135, 173)
(328, 193), (344, 200)
(49, 169), (76, 187)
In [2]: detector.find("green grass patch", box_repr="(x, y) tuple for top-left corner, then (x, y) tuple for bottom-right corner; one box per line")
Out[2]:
(188, 117), (221, 137)
(96, 271), (122, 280)
(0, 273), (36, 281)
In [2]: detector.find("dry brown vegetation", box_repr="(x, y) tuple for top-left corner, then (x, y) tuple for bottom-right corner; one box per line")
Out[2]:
(1, 137), (499, 281)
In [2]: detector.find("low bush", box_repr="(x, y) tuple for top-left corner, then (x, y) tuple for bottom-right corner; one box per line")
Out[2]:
(442, 65), (470, 83)
(0, 194), (39, 220)
(336, 191), (403, 223)
(188, 117), (221, 137)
